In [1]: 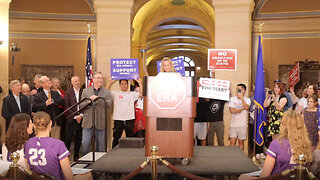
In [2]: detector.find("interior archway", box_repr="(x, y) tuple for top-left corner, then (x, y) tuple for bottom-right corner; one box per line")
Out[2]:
(132, 0), (215, 77)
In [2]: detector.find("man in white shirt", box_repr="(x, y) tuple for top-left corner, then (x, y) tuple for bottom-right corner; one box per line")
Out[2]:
(106, 78), (142, 148)
(228, 83), (251, 150)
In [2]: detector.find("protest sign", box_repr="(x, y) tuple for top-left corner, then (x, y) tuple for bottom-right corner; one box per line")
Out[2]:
(289, 63), (300, 87)
(198, 78), (230, 101)
(208, 49), (237, 71)
(111, 58), (139, 80)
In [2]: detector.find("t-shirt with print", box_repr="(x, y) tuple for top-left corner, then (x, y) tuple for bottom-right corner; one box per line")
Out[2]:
(266, 139), (296, 175)
(206, 99), (226, 122)
(228, 96), (251, 127)
(24, 137), (70, 180)
(112, 91), (140, 120)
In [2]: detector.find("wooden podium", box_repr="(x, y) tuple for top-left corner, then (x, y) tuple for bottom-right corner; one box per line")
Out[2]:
(144, 73), (196, 158)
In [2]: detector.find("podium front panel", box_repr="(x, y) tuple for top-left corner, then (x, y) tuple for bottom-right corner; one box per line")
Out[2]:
(145, 117), (194, 157)
(143, 74), (196, 158)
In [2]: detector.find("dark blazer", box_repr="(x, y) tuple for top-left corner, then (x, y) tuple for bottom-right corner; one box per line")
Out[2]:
(64, 88), (83, 123)
(1, 93), (31, 131)
(80, 86), (112, 130)
(30, 86), (43, 93)
(33, 90), (64, 126)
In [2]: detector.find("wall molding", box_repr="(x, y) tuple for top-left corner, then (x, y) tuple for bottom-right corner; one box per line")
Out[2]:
(254, 32), (320, 39)
(253, 0), (320, 19)
(10, 33), (96, 40)
(9, 11), (96, 21)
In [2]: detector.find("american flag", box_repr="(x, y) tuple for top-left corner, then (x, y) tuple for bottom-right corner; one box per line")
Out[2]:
(85, 36), (93, 87)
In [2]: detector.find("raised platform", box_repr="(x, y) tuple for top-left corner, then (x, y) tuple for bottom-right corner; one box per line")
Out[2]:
(88, 146), (259, 176)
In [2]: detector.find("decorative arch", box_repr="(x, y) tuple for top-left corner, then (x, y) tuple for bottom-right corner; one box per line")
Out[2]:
(132, 0), (215, 65)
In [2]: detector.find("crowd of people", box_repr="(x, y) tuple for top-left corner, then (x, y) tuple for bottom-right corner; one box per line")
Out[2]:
(0, 67), (147, 179)
(0, 56), (319, 179)
(240, 81), (320, 178)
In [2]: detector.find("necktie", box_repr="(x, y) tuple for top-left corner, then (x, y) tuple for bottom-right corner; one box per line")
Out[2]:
(16, 96), (21, 112)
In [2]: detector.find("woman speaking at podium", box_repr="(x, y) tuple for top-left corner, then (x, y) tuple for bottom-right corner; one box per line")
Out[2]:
(159, 57), (177, 73)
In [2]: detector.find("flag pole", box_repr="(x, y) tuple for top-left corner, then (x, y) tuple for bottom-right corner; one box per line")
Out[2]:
(252, 23), (264, 164)
(253, 108), (259, 164)
(87, 23), (91, 36)
(85, 23), (93, 88)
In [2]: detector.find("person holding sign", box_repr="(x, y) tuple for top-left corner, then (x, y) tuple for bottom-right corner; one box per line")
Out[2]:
(228, 84), (251, 150)
(206, 67), (227, 146)
(106, 78), (143, 148)
(160, 57), (177, 73)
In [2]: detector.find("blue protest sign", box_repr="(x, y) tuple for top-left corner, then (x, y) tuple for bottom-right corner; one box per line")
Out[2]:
(111, 58), (139, 80)
(156, 58), (185, 76)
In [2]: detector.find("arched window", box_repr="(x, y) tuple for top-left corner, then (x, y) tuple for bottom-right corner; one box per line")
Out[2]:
(172, 56), (195, 77)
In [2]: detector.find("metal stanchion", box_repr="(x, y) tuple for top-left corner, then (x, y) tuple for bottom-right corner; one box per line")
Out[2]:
(297, 154), (306, 180)
(151, 146), (158, 180)
(10, 152), (19, 180)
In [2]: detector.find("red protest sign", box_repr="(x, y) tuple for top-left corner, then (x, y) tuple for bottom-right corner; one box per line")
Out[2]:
(289, 63), (300, 87)
(208, 49), (237, 71)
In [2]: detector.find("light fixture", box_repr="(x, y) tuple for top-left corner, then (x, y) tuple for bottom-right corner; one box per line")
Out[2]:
(171, 0), (185, 6)
(10, 43), (20, 52)
(0, 41), (3, 45)
(196, 67), (201, 70)
(10, 43), (21, 79)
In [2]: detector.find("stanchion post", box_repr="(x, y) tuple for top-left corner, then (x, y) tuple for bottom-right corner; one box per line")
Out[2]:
(297, 154), (306, 180)
(151, 146), (158, 180)
(10, 152), (20, 180)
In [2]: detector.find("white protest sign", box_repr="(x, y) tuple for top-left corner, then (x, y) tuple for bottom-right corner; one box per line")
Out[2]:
(198, 78), (230, 101)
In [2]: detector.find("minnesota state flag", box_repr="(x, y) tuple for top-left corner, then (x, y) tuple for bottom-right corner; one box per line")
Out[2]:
(254, 35), (267, 146)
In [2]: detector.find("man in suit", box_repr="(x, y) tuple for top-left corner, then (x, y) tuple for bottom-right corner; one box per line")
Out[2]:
(81, 72), (112, 156)
(2, 80), (31, 131)
(64, 76), (83, 161)
(32, 76), (64, 139)
(22, 83), (34, 105)
(30, 74), (43, 95)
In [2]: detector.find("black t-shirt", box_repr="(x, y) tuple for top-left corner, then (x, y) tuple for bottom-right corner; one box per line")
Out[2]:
(207, 99), (226, 122)
(195, 98), (226, 122)
(195, 98), (208, 122)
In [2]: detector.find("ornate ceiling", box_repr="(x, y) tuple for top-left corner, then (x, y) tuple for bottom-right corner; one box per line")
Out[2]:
(132, 0), (214, 65)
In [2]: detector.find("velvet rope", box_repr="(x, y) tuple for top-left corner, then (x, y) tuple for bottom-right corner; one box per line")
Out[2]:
(160, 159), (212, 180)
(119, 160), (148, 180)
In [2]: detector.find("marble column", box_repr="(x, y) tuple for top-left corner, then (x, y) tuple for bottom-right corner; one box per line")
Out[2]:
(93, 0), (133, 78)
(212, 0), (255, 154)
(0, 0), (11, 145)
(93, 0), (134, 151)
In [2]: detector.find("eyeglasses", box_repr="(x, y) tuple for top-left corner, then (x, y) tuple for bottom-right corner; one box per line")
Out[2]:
(42, 80), (51, 83)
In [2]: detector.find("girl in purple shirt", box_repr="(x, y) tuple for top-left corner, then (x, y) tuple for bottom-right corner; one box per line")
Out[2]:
(262, 110), (313, 176)
(239, 110), (313, 179)
(24, 111), (73, 180)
